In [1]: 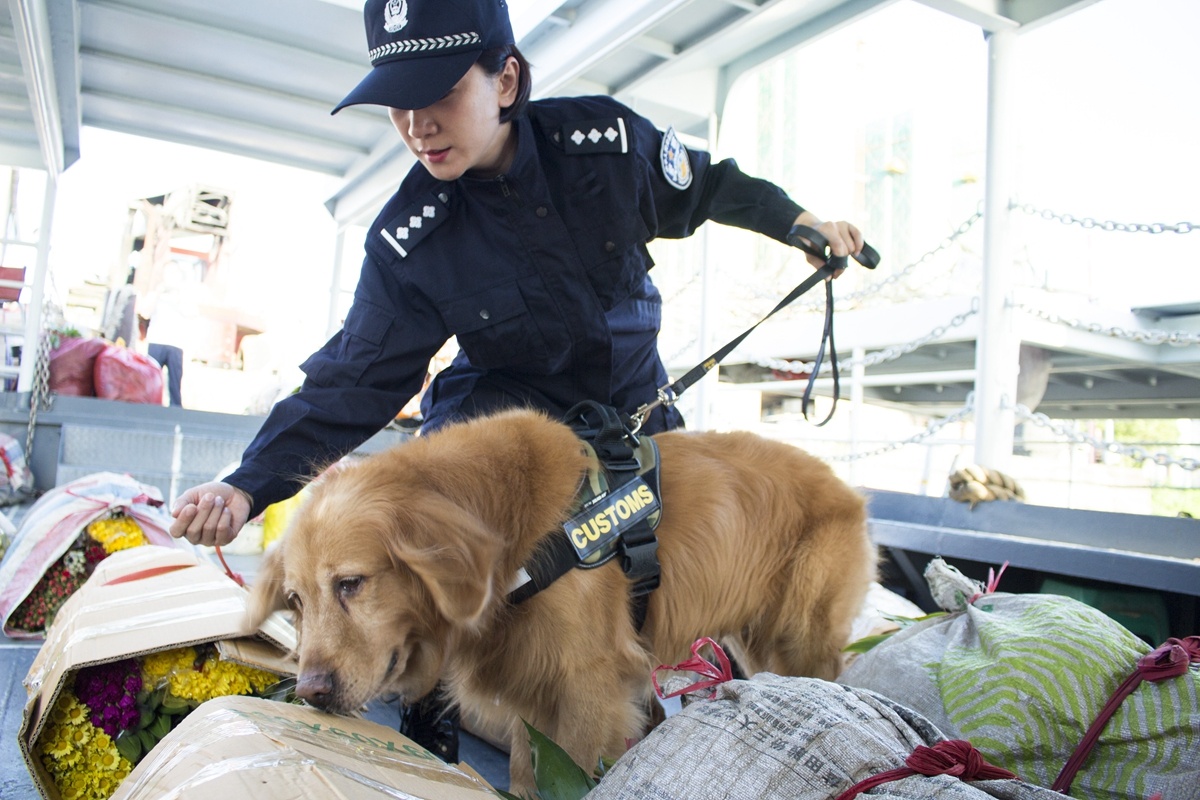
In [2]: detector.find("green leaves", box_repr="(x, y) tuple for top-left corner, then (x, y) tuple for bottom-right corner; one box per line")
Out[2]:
(495, 719), (598, 800)
(842, 612), (947, 654)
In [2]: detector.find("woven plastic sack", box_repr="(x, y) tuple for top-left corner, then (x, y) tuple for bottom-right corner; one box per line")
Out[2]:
(0, 430), (34, 503)
(588, 673), (1058, 800)
(0, 471), (192, 638)
(838, 559), (1199, 799)
(94, 344), (164, 405)
(48, 336), (108, 396)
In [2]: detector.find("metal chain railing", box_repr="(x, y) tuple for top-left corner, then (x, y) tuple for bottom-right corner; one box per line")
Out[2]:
(792, 207), (984, 311)
(829, 395), (975, 462)
(1012, 203), (1199, 235)
(753, 298), (980, 377)
(24, 319), (55, 480)
(1015, 302), (1200, 347)
(1006, 399), (1199, 471)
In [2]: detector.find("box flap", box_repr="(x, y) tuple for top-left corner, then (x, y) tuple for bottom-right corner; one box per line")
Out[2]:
(111, 695), (499, 799)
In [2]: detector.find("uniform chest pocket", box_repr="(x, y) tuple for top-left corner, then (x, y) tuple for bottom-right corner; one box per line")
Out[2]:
(578, 210), (653, 310)
(439, 281), (550, 369)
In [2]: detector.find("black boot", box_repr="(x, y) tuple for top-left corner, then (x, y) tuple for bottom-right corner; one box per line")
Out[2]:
(399, 690), (460, 763)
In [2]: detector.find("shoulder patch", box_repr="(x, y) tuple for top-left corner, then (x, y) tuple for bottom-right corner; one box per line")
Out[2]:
(659, 126), (692, 190)
(561, 117), (628, 155)
(379, 190), (449, 259)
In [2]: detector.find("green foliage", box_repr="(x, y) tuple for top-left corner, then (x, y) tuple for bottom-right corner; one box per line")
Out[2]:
(1150, 487), (1199, 519)
(842, 611), (948, 654)
(495, 719), (598, 800)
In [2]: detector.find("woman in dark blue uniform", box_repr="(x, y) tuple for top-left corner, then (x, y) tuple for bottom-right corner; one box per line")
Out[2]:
(169, 0), (866, 761)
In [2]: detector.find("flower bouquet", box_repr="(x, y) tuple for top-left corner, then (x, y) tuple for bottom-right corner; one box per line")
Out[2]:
(35, 645), (288, 800)
(0, 472), (190, 638)
(7, 513), (149, 635)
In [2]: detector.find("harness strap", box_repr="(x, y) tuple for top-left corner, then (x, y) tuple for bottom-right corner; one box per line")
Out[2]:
(507, 402), (663, 632)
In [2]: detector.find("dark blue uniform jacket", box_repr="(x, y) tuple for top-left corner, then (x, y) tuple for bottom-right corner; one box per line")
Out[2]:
(226, 95), (803, 516)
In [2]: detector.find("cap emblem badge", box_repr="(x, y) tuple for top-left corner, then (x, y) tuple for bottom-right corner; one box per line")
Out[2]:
(383, 0), (409, 34)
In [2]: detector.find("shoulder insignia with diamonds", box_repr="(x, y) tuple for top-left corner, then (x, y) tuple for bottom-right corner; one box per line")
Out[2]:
(561, 117), (628, 155)
(379, 191), (450, 259)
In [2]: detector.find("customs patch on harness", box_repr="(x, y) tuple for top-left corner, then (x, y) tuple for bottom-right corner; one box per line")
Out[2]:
(563, 477), (659, 562)
(562, 117), (628, 155)
(379, 191), (449, 259)
(659, 126), (692, 190)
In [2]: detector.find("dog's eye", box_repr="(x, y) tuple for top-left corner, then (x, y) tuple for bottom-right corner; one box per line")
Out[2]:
(285, 591), (302, 612)
(336, 576), (364, 597)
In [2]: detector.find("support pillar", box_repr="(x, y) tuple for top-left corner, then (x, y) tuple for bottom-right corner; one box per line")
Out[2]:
(974, 26), (1021, 470)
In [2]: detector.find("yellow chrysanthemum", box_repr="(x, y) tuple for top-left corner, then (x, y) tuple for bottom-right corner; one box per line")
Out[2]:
(167, 653), (280, 702)
(141, 646), (196, 689)
(85, 515), (147, 554)
(38, 690), (134, 800)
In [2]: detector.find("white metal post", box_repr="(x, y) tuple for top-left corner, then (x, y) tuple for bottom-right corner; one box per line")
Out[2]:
(18, 174), (55, 392)
(974, 26), (1020, 470)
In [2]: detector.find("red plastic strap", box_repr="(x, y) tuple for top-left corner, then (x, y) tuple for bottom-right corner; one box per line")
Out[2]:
(214, 544), (245, 587)
(834, 740), (1016, 800)
(652, 637), (733, 700)
(968, 561), (1009, 605)
(1052, 636), (1200, 793)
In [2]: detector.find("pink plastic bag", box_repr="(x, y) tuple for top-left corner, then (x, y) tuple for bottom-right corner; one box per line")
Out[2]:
(48, 337), (108, 397)
(93, 345), (163, 405)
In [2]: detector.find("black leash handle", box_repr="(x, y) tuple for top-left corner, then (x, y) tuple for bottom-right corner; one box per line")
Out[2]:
(630, 225), (880, 432)
(786, 224), (881, 271)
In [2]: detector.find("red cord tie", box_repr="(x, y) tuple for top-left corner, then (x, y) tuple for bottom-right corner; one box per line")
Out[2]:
(834, 740), (1016, 800)
(652, 637), (733, 700)
(214, 544), (245, 587)
(1052, 635), (1200, 793)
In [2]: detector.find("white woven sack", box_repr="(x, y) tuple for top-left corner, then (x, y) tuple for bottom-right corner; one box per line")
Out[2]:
(589, 673), (1060, 800)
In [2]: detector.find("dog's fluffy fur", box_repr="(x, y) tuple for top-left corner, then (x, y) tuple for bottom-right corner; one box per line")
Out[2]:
(246, 409), (876, 791)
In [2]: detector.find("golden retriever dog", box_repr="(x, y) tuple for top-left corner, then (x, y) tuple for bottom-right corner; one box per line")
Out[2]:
(246, 408), (875, 792)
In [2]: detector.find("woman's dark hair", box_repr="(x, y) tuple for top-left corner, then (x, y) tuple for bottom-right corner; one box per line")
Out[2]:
(477, 45), (532, 123)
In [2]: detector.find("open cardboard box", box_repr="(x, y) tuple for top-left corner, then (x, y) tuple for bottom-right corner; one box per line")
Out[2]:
(18, 545), (498, 800)
(18, 545), (296, 799)
(110, 695), (500, 799)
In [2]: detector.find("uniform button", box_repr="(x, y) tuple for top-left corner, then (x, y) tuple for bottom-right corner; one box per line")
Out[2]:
(438, 192), (449, 203)
(479, 309), (490, 320)
(536, 206), (548, 218)
(604, 241), (616, 252)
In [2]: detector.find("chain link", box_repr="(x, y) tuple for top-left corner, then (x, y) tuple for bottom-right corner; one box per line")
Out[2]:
(1015, 302), (1200, 347)
(792, 208), (983, 312)
(754, 298), (981, 376)
(24, 316), (54, 484)
(1013, 203), (1198, 235)
(1006, 399), (1199, 471)
(829, 395), (975, 462)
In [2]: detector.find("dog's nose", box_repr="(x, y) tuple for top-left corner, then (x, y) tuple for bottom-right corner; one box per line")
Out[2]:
(296, 670), (335, 708)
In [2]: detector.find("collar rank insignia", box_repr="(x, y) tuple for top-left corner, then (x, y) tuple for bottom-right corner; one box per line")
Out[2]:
(562, 476), (660, 562)
(379, 190), (449, 259)
(659, 125), (692, 190)
(561, 117), (628, 155)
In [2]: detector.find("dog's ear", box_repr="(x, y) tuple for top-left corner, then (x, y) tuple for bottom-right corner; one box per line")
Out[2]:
(385, 500), (504, 629)
(244, 539), (288, 635)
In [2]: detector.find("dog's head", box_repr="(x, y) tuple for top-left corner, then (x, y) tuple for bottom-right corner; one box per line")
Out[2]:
(246, 459), (506, 714)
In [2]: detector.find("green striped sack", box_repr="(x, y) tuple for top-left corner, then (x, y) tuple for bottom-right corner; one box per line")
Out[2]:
(838, 592), (1199, 799)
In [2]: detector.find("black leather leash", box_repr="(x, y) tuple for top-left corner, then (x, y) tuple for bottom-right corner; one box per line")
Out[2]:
(631, 225), (879, 430)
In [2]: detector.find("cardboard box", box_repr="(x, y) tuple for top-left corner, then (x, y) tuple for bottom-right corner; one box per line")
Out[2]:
(18, 545), (296, 800)
(110, 695), (500, 799)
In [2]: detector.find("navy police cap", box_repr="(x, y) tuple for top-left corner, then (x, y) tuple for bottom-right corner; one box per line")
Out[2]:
(333, 0), (514, 114)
